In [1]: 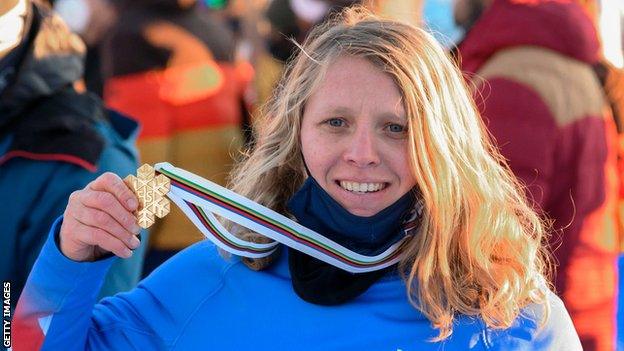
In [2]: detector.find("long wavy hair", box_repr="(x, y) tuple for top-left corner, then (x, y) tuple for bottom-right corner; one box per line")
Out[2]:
(227, 6), (551, 340)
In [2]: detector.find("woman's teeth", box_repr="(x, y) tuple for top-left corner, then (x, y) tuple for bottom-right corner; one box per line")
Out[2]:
(339, 181), (385, 193)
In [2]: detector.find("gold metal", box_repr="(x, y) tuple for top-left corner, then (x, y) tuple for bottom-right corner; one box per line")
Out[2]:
(124, 164), (171, 229)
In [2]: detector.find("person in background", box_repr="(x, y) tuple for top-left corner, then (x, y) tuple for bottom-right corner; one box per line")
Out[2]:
(576, 0), (624, 347)
(52, 0), (117, 97)
(256, 0), (421, 106)
(454, 0), (621, 349)
(101, 0), (254, 274)
(0, 0), (146, 310)
(253, 0), (359, 105)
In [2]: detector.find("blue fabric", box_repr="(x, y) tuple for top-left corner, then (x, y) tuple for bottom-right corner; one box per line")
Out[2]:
(0, 111), (147, 310)
(16, 218), (582, 350)
(286, 177), (415, 254)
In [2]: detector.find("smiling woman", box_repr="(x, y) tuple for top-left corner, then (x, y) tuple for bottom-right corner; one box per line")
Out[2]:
(13, 5), (581, 351)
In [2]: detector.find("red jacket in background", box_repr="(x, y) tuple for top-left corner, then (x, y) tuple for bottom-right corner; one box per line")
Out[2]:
(458, 1), (620, 350)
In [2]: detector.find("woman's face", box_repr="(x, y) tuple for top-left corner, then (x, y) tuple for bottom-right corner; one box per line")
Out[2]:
(301, 55), (417, 217)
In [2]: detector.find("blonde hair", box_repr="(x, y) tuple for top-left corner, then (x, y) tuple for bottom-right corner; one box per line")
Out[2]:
(228, 7), (551, 340)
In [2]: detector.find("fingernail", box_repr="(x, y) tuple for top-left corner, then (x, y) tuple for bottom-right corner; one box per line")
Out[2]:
(130, 236), (140, 249)
(127, 198), (138, 210)
(124, 248), (133, 258)
(132, 224), (141, 234)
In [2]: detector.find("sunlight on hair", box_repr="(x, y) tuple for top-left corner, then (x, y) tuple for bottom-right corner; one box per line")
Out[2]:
(226, 6), (552, 341)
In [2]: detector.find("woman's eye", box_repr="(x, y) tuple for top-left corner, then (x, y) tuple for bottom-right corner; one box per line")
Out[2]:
(326, 118), (345, 127)
(386, 123), (406, 133)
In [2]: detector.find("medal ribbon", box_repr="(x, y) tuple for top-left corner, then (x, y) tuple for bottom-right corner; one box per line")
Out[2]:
(154, 162), (410, 273)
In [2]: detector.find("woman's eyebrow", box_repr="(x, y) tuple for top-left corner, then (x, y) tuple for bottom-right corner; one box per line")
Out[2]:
(378, 112), (407, 122)
(321, 106), (406, 120)
(320, 106), (353, 116)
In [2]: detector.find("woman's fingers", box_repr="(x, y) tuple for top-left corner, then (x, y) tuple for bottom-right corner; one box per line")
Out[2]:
(71, 220), (134, 259)
(88, 172), (139, 212)
(70, 202), (140, 251)
(60, 204), (134, 261)
(78, 188), (141, 235)
(60, 171), (142, 262)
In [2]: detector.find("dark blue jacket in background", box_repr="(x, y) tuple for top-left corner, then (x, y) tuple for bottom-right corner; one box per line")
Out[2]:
(0, 1), (147, 312)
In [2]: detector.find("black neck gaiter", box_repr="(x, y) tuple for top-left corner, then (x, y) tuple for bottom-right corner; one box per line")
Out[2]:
(286, 177), (422, 305)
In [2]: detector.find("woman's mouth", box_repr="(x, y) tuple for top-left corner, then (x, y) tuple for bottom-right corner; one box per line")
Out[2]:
(338, 180), (387, 193)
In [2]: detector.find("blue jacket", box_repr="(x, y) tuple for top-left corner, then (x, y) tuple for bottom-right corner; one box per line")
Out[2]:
(12, 217), (582, 350)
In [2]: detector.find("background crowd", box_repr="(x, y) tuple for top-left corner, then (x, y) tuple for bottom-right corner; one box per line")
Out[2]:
(1, 0), (623, 350)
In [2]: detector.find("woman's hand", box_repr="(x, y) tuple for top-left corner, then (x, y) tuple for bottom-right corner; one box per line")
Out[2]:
(60, 172), (141, 262)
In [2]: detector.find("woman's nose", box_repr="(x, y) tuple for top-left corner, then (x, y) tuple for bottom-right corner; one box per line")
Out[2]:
(342, 127), (381, 167)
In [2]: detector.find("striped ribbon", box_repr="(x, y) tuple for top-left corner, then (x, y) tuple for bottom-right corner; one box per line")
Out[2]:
(154, 162), (413, 273)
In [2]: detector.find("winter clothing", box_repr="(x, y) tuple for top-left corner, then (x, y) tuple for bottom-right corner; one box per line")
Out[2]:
(286, 177), (419, 305)
(13, 217), (582, 350)
(0, 1), (145, 310)
(458, 1), (620, 349)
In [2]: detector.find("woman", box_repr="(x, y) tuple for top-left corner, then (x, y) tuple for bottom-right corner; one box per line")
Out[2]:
(13, 7), (580, 350)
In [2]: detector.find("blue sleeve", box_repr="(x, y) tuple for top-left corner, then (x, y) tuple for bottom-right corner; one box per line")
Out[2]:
(14, 217), (230, 350)
(13, 218), (166, 350)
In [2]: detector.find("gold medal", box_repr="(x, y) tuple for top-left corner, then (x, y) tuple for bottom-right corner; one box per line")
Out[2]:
(124, 164), (171, 228)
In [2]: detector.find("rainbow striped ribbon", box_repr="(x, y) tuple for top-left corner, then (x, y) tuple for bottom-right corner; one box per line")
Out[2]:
(154, 162), (412, 273)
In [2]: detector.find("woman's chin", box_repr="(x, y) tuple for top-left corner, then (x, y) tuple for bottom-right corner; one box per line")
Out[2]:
(344, 207), (381, 217)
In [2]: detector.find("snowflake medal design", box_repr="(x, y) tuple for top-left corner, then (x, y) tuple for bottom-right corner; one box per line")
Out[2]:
(124, 164), (171, 228)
